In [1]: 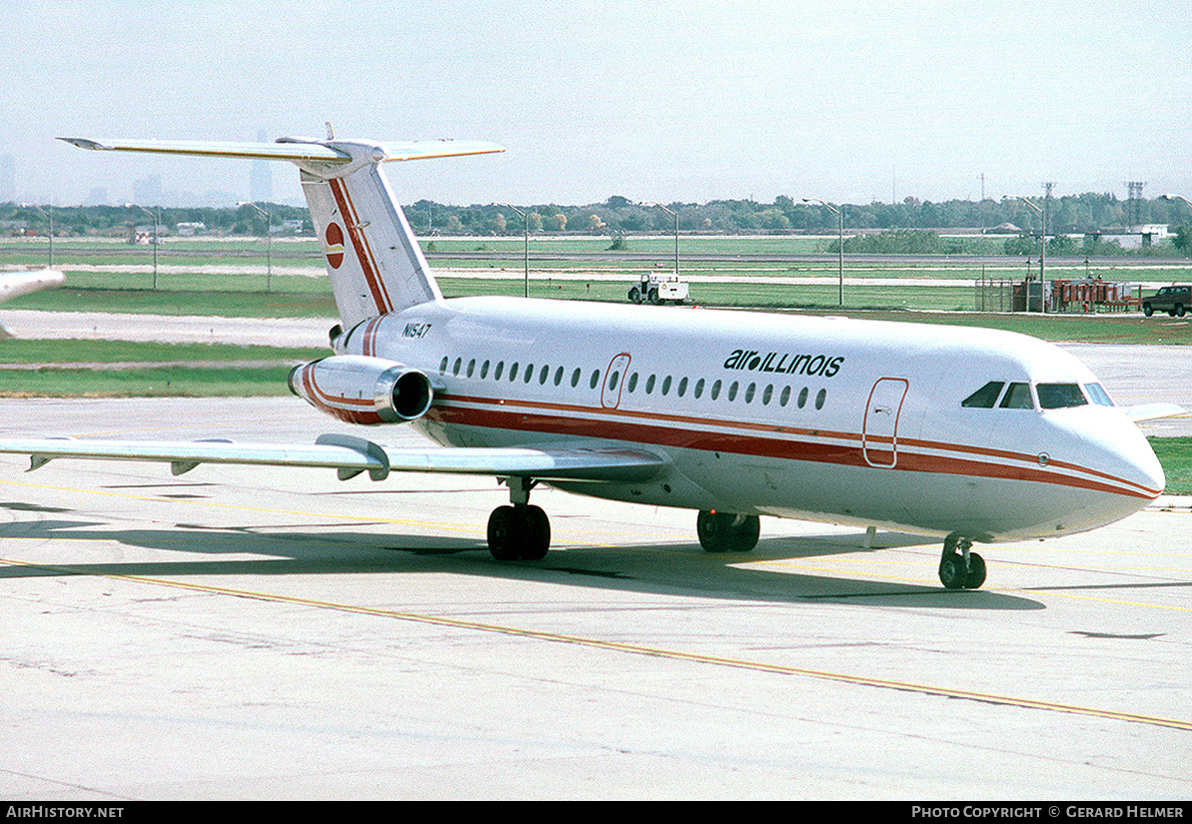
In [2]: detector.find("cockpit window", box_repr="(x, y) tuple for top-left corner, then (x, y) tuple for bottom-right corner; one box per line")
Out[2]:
(1037, 383), (1088, 409)
(1084, 383), (1114, 407)
(999, 382), (1034, 409)
(961, 381), (1005, 408)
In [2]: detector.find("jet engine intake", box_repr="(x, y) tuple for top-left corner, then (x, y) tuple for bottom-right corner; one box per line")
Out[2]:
(289, 355), (433, 425)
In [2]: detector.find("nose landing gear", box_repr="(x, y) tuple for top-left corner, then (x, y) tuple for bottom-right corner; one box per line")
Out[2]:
(939, 533), (986, 589)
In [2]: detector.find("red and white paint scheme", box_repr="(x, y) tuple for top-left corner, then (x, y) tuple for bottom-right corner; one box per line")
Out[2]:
(0, 134), (1179, 588)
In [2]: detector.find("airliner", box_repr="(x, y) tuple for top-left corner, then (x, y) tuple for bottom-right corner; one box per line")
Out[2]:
(0, 134), (1176, 589)
(0, 268), (64, 337)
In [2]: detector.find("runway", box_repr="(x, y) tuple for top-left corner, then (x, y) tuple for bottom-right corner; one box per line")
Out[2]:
(1, 397), (1190, 800)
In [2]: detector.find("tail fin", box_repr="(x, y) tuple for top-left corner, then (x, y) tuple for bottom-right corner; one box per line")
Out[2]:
(60, 136), (504, 328)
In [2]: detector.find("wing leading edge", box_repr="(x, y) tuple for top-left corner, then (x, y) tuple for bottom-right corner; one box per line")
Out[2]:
(0, 435), (668, 483)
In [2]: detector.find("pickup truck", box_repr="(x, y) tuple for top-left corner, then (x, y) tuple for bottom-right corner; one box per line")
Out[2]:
(1141, 285), (1191, 317)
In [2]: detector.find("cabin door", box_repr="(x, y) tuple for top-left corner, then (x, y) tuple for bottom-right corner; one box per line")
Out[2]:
(601, 353), (632, 409)
(862, 378), (909, 468)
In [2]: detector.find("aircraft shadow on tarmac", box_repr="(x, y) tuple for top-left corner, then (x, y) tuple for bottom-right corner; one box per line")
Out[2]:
(0, 508), (1045, 610)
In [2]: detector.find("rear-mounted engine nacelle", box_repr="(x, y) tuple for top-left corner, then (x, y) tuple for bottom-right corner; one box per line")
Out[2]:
(289, 355), (433, 425)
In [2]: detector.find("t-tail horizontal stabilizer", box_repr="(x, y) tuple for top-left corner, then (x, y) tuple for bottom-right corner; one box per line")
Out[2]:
(60, 134), (505, 327)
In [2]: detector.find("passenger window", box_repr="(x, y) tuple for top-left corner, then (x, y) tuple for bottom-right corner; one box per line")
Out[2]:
(608, 370), (620, 390)
(763, 384), (773, 405)
(1000, 382), (1034, 409)
(539, 365), (549, 384)
(452, 358), (462, 376)
(481, 360), (490, 379)
(571, 368), (581, 388)
(815, 389), (827, 410)
(525, 363), (535, 383)
(509, 363), (519, 381)
(1037, 383), (1088, 409)
(661, 376), (672, 396)
(627, 372), (638, 392)
(677, 377), (688, 397)
(745, 382), (756, 403)
(467, 358), (476, 378)
(694, 378), (705, 399)
(554, 366), (564, 386)
(1084, 383), (1114, 406)
(439, 356), (449, 374)
(711, 380), (722, 400)
(798, 387), (808, 408)
(494, 361), (505, 381)
(962, 381), (1005, 409)
(646, 375), (656, 394)
(590, 370), (600, 389)
(779, 386), (790, 406)
(728, 381), (739, 401)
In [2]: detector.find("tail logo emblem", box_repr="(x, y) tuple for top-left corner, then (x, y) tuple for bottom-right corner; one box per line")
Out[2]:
(324, 223), (345, 269)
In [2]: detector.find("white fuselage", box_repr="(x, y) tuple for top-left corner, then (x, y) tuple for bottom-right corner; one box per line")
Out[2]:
(337, 296), (1165, 544)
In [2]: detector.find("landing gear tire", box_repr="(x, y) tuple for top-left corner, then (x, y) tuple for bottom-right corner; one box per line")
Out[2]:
(487, 505), (520, 561)
(697, 511), (760, 553)
(487, 504), (551, 561)
(938, 534), (986, 590)
(964, 551), (986, 589)
(939, 553), (967, 589)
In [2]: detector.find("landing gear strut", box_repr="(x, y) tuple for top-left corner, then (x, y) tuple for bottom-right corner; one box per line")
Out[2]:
(939, 533), (986, 590)
(697, 510), (760, 553)
(487, 477), (551, 561)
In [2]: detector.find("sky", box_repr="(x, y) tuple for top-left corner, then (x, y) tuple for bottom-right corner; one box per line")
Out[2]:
(3, 0), (1190, 209)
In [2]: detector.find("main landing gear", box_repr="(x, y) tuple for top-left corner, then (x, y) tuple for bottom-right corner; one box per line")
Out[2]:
(487, 477), (550, 561)
(696, 510), (760, 553)
(938, 533), (986, 590)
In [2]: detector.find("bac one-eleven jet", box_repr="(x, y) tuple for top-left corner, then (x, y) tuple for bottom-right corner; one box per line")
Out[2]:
(0, 134), (1176, 589)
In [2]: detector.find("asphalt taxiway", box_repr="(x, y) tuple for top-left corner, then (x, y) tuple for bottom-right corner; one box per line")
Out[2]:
(1, 396), (1190, 800)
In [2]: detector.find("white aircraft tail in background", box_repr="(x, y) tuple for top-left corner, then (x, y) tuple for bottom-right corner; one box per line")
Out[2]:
(0, 134), (1180, 590)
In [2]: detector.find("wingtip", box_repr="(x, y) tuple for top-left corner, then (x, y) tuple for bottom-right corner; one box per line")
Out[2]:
(59, 137), (107, 151)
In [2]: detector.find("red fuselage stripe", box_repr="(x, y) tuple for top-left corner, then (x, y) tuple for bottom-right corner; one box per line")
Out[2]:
(426, 396), (1157, 500)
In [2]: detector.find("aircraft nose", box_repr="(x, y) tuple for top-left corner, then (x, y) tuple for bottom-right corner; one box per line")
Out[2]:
(1089, 418), (1165, 501)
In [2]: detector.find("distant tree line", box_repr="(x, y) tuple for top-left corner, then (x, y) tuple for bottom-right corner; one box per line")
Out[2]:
(5, 191), (1191, 247)
(0, 203), (311, 237)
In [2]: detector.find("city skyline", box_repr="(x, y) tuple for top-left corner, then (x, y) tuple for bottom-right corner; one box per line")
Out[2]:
(3, 1), (1188, 209)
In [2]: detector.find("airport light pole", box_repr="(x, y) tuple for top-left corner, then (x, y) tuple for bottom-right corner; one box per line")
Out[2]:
(505, 205), (530, 298)
(239, 201), (273, 292)
(645, 203), (680, 276)
(804, 199), (844, 305)
(23, 204), (53, 269)
(128, 203), (160, 290)
(1004, 196), (1046, 313)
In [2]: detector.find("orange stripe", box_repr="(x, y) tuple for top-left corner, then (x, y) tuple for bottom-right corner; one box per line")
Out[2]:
(430, 393), (1159, 500)
(328, 178), (392, 314)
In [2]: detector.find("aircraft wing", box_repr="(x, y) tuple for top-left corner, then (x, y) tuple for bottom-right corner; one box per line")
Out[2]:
(0, 434), (668, 483)
(0, 269), (65, 303)
(0, 269), (65, 339)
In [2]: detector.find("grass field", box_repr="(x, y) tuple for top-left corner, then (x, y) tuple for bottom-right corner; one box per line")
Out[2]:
(1148, 438), (1192, 494)
(0, 339), (325, 398)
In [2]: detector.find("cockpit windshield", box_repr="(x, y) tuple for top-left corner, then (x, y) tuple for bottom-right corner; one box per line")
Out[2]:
(962, 380), (1114, 411)
(1037, 383), (1088, 409)
(961, 381), (1004, 408)
(1084, 383), (1115, 406)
